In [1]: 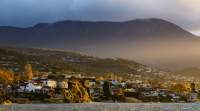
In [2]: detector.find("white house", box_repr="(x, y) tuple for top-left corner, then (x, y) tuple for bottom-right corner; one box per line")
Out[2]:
(43, 80), (57, 88)
(58, 80), (68, 89)
(110, 80), (120, 85)
(88, 81), (96, 88)
(100, 80), (104, 86)
(24, 83), (42, 92)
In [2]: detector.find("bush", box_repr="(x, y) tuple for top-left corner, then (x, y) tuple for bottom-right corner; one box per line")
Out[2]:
(0, 91), (12, 104)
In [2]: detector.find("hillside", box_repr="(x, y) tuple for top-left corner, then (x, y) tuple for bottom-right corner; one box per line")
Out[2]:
(177, 67), (200, 78)
(0, 47), (149, 76)
(0, 18), (200, 70)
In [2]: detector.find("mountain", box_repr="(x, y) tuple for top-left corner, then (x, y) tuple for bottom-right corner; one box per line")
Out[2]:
(0, 18), (194, 46)
(0, 18), (200, 70)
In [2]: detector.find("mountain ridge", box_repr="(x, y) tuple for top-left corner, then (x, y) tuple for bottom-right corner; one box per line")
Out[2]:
(0, 18), (200, 71)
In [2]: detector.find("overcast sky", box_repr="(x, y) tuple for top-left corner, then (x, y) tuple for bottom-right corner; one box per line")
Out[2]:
(0, 0), (200, 35)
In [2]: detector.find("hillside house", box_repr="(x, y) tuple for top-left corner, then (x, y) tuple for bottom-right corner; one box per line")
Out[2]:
(57, 80), (68, 89)
(25, 83), (42, 92)
(18, 82), (42, 93)
(88, 81), (96, 88)
(188, 92), (199, 102)
(43, 80), (57, 88)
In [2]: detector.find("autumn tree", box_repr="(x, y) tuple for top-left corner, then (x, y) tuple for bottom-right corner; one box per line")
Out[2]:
(24, 64), (33, 80)
(63, 79), (91, 103)
(103, 72), (114, 80)
(0, 69), (14, 85)
(170, 83), (189, 94)
(0, 69), (14, 96)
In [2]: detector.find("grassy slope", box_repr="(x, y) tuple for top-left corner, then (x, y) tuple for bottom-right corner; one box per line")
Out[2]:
(177, 67), (200, 78)
(0, 47), (145, 76)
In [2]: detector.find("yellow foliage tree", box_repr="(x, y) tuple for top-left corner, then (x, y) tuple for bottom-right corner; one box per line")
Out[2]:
(103, 72), (114, 80)
(24, 64), (33, 80)
(170, 83), (189, 94)
(63, 79), (91, 103)
(0, 69), (14, 85)
(0, 69), (14, 104)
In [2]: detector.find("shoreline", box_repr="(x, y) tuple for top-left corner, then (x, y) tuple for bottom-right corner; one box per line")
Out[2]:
(1, 103), (200, 111)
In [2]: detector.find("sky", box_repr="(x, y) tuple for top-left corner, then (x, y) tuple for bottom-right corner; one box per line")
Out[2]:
(0, 0), (200, 35)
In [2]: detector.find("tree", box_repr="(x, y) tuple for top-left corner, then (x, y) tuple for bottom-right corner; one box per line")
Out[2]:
(24, 64), (33, 80)
(0, 90), (12, 104)
(0, 69), (14, 85)
(63, 79), (91, 103)
(103, 72), (114, 80)
(0, 91), (7, 104)
(103, 81), (112, 100)
(191, 83), (196, 92)
(170, 83), (189, 94)
(0, 69), (14, 98)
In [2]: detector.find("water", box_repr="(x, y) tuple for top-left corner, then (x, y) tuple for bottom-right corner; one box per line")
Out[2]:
(1, 103), (200, 111)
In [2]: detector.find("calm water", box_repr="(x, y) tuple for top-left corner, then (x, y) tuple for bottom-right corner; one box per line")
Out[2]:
(1, 103), (200, 111)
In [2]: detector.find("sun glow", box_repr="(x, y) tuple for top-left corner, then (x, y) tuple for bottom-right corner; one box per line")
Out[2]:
(191, 30), (200, 36)
(181, 0), (200, 12)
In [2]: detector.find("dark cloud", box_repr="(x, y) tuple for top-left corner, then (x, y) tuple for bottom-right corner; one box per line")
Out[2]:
(0, 0), (199, 34)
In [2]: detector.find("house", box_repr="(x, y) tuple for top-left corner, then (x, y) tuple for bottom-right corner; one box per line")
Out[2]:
(110, 80), (120, 86)
(111, 83), (123, 96)
(57, 80), (68, 89)
(43, 80), (57, 88)
(188, 92), (199, 102)
(90, 87), (101, 98)
(17, 83), (28, 93)
(158, 89), (168, 97)
(39, 73), (49, 80)
(170, 93), (181, 102)
(120, 82), (126, 88)
(88, 81), (96, 88)
(124, 88), (138, 97)
(24, 83), (42, 92)
(99, 80), (104, 86)
(141, 91), (159, 97)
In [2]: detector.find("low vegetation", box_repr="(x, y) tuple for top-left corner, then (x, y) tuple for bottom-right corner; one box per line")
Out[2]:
(0, 47), (144, 76)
